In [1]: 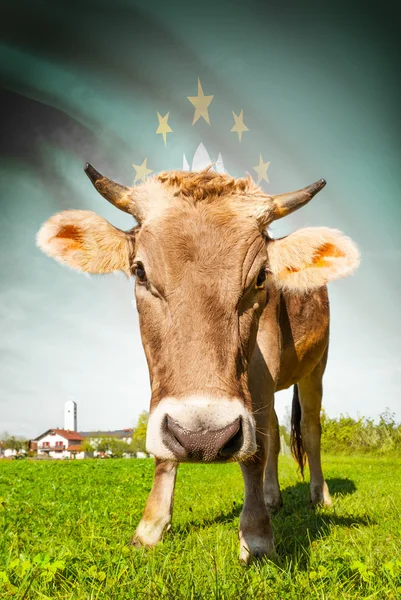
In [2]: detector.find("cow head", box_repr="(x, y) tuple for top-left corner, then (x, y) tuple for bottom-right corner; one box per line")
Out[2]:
(37, 165), (360, 462)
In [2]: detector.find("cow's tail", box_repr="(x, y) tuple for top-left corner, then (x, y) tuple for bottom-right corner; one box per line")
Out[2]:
(290, 384), (306, 479)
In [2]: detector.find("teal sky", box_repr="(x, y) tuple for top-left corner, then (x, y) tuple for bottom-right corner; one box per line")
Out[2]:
(0, 0), (400, 437)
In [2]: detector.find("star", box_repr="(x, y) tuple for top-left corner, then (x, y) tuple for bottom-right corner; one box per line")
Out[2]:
(187, 78), (214, 125)
(253, 154), (271, 184)
(132, 159), (153, 183)
(156, 112), (173, 146)
(231, 110), (249, 142)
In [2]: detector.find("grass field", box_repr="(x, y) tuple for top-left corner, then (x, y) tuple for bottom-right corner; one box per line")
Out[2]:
(0, 455), (400, 599)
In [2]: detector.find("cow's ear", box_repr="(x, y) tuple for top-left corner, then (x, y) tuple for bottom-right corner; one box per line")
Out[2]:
(37, 210), (134, 275)
(267, 227), (360, 292)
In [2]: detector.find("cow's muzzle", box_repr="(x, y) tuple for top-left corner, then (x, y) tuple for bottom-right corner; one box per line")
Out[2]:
(146, 396), (257, 463)
(163, 415), (243, 462)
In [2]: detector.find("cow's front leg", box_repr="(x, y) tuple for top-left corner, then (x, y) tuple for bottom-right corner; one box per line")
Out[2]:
(131, 459), (178, 547)
(239, 446), (275, 564)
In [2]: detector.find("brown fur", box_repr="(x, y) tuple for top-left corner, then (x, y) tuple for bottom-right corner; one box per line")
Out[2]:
(55, 224), (83, 244)
(133, 201), (265, 408)
(157, 169), (251, 200)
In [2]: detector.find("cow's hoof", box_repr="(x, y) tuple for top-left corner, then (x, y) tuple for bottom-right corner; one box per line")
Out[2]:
(130, 519), (170, 548)
(129, 535), (147, 548)
(239, 533), (275, 565)
(310, 481), (333, 507)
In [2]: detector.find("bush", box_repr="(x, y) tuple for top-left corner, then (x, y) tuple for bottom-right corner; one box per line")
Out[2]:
(321, 408), (401, 455)
(130, 411), (148, 454)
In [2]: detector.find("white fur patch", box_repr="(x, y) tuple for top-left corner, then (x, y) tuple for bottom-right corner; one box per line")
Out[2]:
(134, 178), (175, 223)
(146, 396), (256, 461)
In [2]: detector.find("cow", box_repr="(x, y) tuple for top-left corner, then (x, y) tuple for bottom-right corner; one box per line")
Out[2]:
(37, 164), (360, 563)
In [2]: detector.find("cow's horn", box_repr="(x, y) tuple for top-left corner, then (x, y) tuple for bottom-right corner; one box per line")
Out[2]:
(270, 178), (326, 220)
(84, 163), (134, 215)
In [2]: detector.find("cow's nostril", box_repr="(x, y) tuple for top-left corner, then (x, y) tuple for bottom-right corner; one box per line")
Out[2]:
(162, 415), (188, 460)
(163, 415), (242, 462)
(219, 419), (243, 457)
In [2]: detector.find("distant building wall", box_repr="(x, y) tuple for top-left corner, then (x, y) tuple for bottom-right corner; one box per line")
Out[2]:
(4, 449), (17, 458)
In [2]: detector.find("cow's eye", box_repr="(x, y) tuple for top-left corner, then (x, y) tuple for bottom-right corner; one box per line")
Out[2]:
(135, 262), (147, 284)
(256, 267), (266, 288)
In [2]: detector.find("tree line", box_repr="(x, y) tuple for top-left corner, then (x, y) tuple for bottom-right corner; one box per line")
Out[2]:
(279, 407), (400, 455)
(320, 408), (401, 455)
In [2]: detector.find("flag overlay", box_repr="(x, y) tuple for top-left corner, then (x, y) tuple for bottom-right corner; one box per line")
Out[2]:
(0, 0), (400, 436)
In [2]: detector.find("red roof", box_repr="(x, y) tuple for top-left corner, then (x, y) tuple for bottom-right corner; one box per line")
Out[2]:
(68, 445), (83, 452)
(53, 429), (85, 441)
(34, 429), (85, 442)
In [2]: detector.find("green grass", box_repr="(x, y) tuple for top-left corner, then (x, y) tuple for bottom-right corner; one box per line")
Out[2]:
(0, 455), (400, 599)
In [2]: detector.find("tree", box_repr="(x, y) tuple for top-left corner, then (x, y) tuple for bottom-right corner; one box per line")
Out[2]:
(130, 411), (149, 454)
(81, 438), (95, 453)
(108, 438), (130, 458)
(0, 431), (10, 443)
(279, 424), (290, 447)
(94, 436), (112, 455)
(93, 436), (130, 457)
(2, 435), (26, 452)
(282, 405), (292, 434)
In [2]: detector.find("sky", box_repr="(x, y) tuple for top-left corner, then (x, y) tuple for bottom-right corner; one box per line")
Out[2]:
(0, 0), (400, 438)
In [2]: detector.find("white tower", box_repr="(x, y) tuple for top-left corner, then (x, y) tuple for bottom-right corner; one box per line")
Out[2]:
(64, 400), (77, 431)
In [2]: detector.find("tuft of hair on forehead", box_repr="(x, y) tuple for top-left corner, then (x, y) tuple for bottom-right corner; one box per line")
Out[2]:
(156, 167), (258, 203)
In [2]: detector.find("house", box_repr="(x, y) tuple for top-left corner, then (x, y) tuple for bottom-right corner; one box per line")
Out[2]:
(79, 428), (134, 457)
(80, 428), (133, 445)
(28, 427), (140, 459)
(3, 448), (18, 458)
(32, 429), (86, 459)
